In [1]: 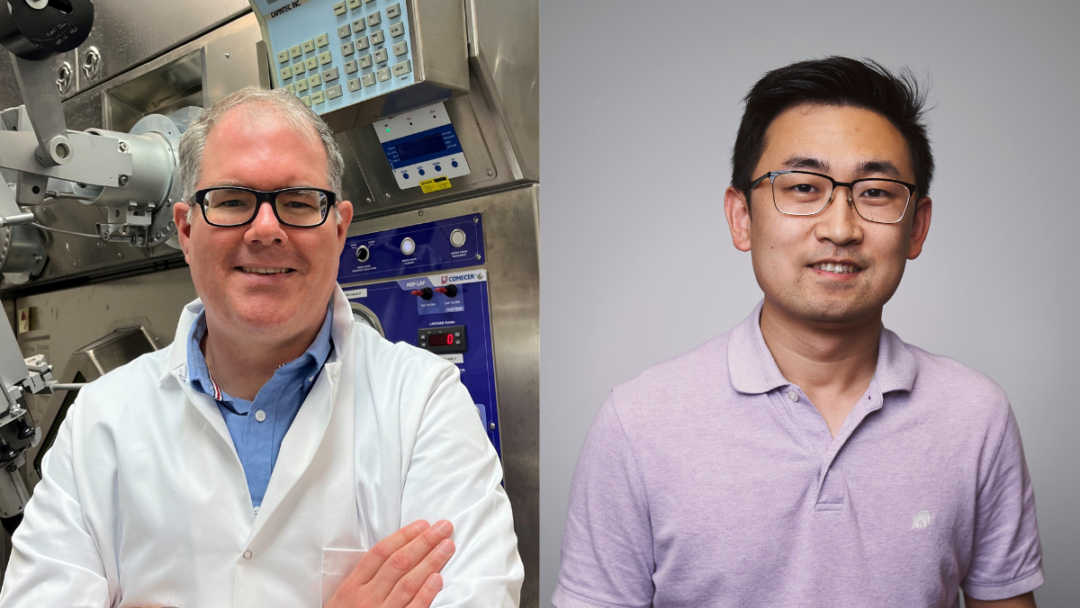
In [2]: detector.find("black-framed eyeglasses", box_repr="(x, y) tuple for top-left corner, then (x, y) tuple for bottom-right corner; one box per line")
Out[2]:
(746, 170), (916, 225)
(193, 186), (337, 228)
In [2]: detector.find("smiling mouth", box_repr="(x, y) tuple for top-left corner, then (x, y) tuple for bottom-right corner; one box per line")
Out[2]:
(239, 267), (295, 275)
(810, 262), (860, 275)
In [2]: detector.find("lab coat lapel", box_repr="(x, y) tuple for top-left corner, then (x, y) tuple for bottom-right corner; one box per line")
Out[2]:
(247, 360), (342, 540)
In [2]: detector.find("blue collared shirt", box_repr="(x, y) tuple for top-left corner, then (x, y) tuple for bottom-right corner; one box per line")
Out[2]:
(186, 305), (334, 510)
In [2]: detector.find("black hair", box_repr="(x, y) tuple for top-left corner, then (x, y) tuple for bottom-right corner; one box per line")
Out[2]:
(732, 56), (934, 199)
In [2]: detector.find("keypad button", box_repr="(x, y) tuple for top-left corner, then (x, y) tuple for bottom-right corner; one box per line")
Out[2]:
(292, 63), (307, 77)
(341, 41), (355, 57)
(318, 51), (333, 65)
(344, 59), (359, 74)
(357, 54), (373, 69)
(392, 41), (408, 56)
(391, 60), (411, 77)
(376, 67), (391, 82)
(322, 67), (341, 83)
(386, 3), (401, 18)
(347, 78), (362, 92)
(347, 0), (361, 8)
(352, 18), (366, 32)
(374, 48), (388, 64)
(355, 36), (370, 50)
(332, 2), (347, 16)
(389, 22), (405, 38)
(302, 39), (316, 54)
(338, 24), (352, 38)
(367, 11), (382, 27)
(289, 45), (302, 59)
(285, 83), (296, 93)
(362, 73), (377, 87)
(326, 84), (343, 100)
(280, 67), (292, 81)
(363, 0), (375, 4)
(308, 73), (322, 87)
(315, 34), (330, 48)
(370, 30), (385, 45)
(305, 57), (319, 70)
(312, 91), (326, 104)
(302, 95), (312, 107)
(296, 78), (310, 92)
(277, 50), (290, 64)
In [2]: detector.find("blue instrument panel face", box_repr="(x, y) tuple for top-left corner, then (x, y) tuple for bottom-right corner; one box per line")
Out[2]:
(338, 214), (501, 455)
(382, 125), (463, 170)
(341, 274), (500, 454)
(252, 0), (416, 113)
(338, 215), (484, 282)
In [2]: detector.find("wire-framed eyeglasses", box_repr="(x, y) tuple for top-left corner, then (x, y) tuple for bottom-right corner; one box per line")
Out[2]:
(193, 186), (337, 228)
(746, 170), (915, 225)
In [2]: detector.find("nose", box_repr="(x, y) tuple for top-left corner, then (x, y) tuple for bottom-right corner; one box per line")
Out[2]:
(245, 199), (289, 245)
(814, 185), (863, 246)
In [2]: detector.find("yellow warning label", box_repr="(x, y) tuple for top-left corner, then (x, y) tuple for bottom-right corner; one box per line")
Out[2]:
(419, 176), (452, 194)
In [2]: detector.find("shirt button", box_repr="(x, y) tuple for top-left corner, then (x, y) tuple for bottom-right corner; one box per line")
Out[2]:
(787, 391), (799, 402)
(255, 410), (266, 422)
(243, 550), (252, 559)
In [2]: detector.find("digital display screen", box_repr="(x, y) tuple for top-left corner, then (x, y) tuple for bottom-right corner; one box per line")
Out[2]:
(428, 333), (455, 347)
(396, 134), (448, 163)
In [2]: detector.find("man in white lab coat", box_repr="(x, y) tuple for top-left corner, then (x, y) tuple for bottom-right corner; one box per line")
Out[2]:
(0, 87), (522, 607)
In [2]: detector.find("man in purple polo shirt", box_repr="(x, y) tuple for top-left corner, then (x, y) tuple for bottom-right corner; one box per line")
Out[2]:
(554, 57), (1043, 608)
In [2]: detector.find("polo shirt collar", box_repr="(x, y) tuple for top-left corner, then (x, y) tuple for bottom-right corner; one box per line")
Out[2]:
(729, 300), (918, 395)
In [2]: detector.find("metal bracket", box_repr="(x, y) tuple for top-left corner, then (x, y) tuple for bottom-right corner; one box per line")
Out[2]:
(10, 54), (70, 167)
(0, 129), (133, 187)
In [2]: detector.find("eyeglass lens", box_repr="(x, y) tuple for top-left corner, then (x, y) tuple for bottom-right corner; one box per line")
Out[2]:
(202, 189), (328, 226)
(771, 173), (909, 223)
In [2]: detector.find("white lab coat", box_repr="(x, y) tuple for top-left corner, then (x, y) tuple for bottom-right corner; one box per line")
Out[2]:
(0, 287), (523, 607)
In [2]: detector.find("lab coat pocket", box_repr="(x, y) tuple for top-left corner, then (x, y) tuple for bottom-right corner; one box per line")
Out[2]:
(321, 548), (367, 606)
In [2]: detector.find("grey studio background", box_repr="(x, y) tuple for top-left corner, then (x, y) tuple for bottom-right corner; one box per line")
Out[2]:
(539, 0), (1080, 606)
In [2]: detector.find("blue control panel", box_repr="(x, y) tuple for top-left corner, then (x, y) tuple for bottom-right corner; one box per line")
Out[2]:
(338, 214), (484, 282)
(250, 0), (415, 112)
(337, 215), (501, 454)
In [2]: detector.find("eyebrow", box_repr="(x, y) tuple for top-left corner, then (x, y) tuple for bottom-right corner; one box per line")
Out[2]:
(781, 156), (829, 172)
(779, 157), (903, 179)
(854, 160), (902, 179)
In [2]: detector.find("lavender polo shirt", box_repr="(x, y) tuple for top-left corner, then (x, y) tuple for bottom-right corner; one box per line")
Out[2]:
(555, 303), (1043, 608)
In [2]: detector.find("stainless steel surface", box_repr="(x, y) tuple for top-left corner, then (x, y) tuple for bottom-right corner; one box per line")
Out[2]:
(72, 0), (250, 93)
(466, 0), (538, 181)
(285, 0), (470, 133)
(343, 70), (512, 219)
(0, 174), (46, 283)
(21, 322), (162, 489)
(345, 184), (540, 607)
(0, 51), (75, 109)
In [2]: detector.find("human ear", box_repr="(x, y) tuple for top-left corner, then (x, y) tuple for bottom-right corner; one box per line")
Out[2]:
(174, 202), (194, 262)
(906, 196), (932, 260)
(724, 186), (752, 252)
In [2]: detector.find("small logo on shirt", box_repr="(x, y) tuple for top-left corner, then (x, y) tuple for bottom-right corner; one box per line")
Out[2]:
(911, 510), (932, 529)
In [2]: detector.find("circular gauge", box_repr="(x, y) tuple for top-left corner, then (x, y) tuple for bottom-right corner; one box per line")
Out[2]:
(449, 229), (467, 248)
(349, 303), (385, 337)
(400, 237), (416, 256)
